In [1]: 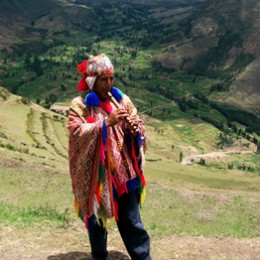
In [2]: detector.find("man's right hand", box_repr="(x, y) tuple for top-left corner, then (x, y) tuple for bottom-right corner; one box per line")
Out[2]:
(106, 108), (128, 127)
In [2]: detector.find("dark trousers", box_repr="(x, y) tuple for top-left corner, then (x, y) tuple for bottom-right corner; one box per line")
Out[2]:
(88, 191), (151, 260)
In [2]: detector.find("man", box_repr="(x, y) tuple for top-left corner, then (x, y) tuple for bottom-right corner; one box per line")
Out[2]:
(67, 54), (151, 259)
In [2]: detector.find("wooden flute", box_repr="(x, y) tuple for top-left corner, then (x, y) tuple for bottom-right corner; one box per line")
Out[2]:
(107, 91), (139, 133)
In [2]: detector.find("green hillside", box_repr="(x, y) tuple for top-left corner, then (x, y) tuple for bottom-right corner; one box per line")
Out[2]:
(0, 87), (260, 259)
(0, 87), (68, 169)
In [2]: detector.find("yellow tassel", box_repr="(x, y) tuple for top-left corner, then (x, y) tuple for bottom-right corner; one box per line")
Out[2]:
(74, 198), (79, 216)
(140, 187), (146, 205)
(97, 214), (107, 228)
(110, 217), (116, 225)
(109, 153), (115, 170)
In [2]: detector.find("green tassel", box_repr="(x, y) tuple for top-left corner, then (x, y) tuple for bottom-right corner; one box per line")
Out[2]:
(99, 165), (105, 184)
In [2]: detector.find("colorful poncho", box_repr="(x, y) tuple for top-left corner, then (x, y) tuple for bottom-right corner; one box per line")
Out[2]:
(67, 90), (147, 227)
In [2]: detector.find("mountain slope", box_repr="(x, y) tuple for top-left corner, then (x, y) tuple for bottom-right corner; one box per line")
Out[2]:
(0, 86), (258, 173)
(0, 0), (259, 128)
(0, 86), (68, 171)
(156, 0), (260, 109)
(0, 0), (96, 48)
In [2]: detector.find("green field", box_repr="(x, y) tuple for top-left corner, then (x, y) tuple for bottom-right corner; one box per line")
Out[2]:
(0, 88), (259, 259)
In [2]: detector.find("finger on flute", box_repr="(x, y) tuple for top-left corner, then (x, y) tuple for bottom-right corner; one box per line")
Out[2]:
(107, 91), (139, 133)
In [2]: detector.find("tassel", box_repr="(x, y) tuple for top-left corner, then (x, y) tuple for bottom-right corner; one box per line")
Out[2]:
(102, 120), (107, 145)
(112, 179), (118, 200)
(114, 201), (119, 221)
(111, 87), (123, 101)
(87, 116), (96, 123)
(126, 177), (138, 193)
(77, 76), (88, 92)
(77, 60), (88, 74)
(140, 187), (146, 205)
(139, 145), (145, 171)
(131, 142), (141, 175)
(99, 165), (105, 183)
(95, 183), (101, 204)
(100, 120), (107, 164)
(97, 215), (107, 228)
(136, 132), (143, 146)
(84, 215), (88, 230)
(84, 92), (100, 107)
(117, 182), (128, 197)
(77, 61), (88, 91)
(100, 145), (106, 165)
(140, 173), (146, 187)
(74, 198), (79, 216)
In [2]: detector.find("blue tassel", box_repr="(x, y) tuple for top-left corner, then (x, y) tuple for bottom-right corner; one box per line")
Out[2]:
(111, 87), (123, 102)
(112, 182), (118, 201)
(84, 92), (100, 107)
(126, 177), (138, 193)
(102, 120), (107, 145)
(136, 132), (143, 146)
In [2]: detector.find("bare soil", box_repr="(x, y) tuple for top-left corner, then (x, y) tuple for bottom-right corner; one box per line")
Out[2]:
(1, 222), (260, 260)
(181, 148), (254, 166)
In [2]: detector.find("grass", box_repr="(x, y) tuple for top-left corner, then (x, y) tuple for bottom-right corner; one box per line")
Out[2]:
(0, 87), (259, 240)
(0, 203), (70, 227)
(0, 158), (259, 238)
(145, 160), (260, 192)
(143, 184), (260, 238)
(141, 160), (260, 238)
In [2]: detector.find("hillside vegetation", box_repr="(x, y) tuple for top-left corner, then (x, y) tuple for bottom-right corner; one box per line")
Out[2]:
(0, 88), (260, 259)
(0, 0), (260, 138)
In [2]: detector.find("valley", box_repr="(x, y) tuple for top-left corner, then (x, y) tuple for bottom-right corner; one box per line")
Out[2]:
(0, 0), (259, 259)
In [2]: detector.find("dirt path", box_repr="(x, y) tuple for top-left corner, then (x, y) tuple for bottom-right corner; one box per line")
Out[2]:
(181, 149), (253, 165)
(1, 223), (260, 260)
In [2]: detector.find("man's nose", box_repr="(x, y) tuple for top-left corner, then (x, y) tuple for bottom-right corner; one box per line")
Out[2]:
(107, 78), (112, 87)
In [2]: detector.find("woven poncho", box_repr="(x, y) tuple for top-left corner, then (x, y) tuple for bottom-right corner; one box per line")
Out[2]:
(67, 92), (147, 227)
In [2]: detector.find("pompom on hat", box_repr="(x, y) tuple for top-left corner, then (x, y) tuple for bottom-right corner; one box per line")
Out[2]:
(77, 54), (114, 92)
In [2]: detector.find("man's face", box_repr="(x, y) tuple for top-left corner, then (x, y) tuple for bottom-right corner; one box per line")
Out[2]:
(94, 74), (114, 100)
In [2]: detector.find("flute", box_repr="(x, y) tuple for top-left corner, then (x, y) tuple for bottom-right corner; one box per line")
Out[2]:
(107, 91), (139, 133)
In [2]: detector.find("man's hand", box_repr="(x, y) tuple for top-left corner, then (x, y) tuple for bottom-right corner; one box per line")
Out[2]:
(106, 108), (128, 127)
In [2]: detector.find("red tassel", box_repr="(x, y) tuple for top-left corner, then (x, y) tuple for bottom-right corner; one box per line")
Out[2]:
(140, 173), (146, 187)
(84, 215), (88, 230)
(87, 116), (96, 123)
(95, 184), (101, 204)
(114, 201), (119, 221)
(77, 76), (88, 92)
(77, 60), (88, 74)
(131, 142), (140, 175)
(117, 182), (127, 197)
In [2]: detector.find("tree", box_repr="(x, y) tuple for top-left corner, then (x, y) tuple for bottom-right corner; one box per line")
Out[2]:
(60, 84), (66, 91)
(179, 152), (183, 163)
(48, 94), (57, 104)
(199, 158), (206, 166)
(228, 163), (233, 170)
(32, 56), (43, 76)
(131, 50), (138, 59)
